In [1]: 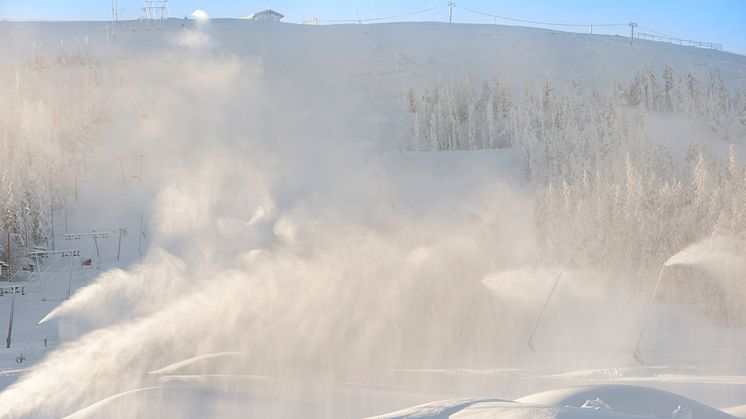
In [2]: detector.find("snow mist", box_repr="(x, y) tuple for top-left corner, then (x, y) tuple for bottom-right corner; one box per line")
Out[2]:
(1, 20), (745, 418)
(665, 235), (746, 275)
(0, 24), (541, 418)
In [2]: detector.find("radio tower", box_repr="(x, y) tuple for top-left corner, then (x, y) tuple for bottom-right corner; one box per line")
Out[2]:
(141, 0), (169, 29)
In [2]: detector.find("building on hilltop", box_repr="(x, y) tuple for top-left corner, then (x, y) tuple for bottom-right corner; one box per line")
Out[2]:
(246, 9), (284, 22)
(0, 261), (9, 281)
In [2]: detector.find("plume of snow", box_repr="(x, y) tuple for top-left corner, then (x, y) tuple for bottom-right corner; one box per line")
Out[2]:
(665, 235), (746, 278)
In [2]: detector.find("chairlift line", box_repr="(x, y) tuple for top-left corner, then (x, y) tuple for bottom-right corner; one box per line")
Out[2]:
(27, 250), (80, 301)
(28, 249), (80, 258)
(118, 154), (144, 184)
(453, 4), (627, 28)
(637, 26), (676, 39)
(325, 6), (440, 23)
(65, 228), (126, 241)
(64, 228), (126, 267)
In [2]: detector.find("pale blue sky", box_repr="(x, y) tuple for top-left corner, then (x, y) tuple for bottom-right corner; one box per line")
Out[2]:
(1, 1), (744, 54)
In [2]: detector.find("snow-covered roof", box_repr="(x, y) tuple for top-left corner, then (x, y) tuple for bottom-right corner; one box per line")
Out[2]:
(246, 9), (284, 21)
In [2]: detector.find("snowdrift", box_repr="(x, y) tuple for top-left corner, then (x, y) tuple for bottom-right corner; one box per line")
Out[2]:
(372, 384), (738, 418)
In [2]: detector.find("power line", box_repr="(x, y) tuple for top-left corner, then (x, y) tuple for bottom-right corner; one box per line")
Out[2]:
(324, 6), (440, 23)
(638, 26), (676, 39)
(454, 4), (627, 28)
(312, 2), (725, 51)
(635, 27), (723, 51)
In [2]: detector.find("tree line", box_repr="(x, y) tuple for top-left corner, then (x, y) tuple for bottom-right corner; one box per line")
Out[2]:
(0, 52), (112, 274)
(406, 65), (746, 320)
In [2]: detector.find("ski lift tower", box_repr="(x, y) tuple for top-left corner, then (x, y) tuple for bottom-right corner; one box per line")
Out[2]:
(27, 249), (80, 301)
(65, 228), (126, 269)
(1, 285), (25, 349)
(141, 0), (169, 29)
(119, 154), (145, 184)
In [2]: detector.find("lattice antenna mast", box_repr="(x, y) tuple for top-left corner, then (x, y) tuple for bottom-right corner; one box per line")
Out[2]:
(142, 0), (169, 27)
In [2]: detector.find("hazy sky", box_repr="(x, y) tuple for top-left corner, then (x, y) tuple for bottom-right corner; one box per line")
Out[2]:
(1, 1), (744, 54)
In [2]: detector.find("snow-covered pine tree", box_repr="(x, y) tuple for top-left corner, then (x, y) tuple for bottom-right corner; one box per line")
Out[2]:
(663, 65), (674, 111)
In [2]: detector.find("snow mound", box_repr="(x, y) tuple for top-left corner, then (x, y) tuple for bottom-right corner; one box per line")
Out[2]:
(724, 405), (746, 419)
(582, 398), (612, 411)
(371, 385), (737, 418)
(517, 385), (735, 418)
(366, 399), (506, 419)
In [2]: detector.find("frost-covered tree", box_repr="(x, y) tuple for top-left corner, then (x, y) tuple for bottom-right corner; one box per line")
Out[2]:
(409, 72), (513, 151)
(662, 64), (674, 111)
(0, 49), (111, 266)
(407, 66), (746, 289)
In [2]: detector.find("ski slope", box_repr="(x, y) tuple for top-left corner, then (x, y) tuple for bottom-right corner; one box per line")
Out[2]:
(0, 18), (745, 418)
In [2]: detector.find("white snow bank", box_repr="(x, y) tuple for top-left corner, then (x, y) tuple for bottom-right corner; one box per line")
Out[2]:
(371, 385), (737, 418)
(724, 405), (746, 419)
(367, 399), (506, 419)
(517, 385), (735, 418)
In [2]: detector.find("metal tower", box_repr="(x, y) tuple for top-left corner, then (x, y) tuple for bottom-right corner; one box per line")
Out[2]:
(141, 0), (169, 28)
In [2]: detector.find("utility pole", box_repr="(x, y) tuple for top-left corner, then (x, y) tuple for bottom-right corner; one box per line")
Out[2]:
(629, 22), (638, 45)
(111, 0), (118, 39)
(448, 2), (455, 23)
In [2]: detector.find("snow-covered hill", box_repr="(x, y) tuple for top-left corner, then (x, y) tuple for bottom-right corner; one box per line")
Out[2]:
(0, 19), (745, 418)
